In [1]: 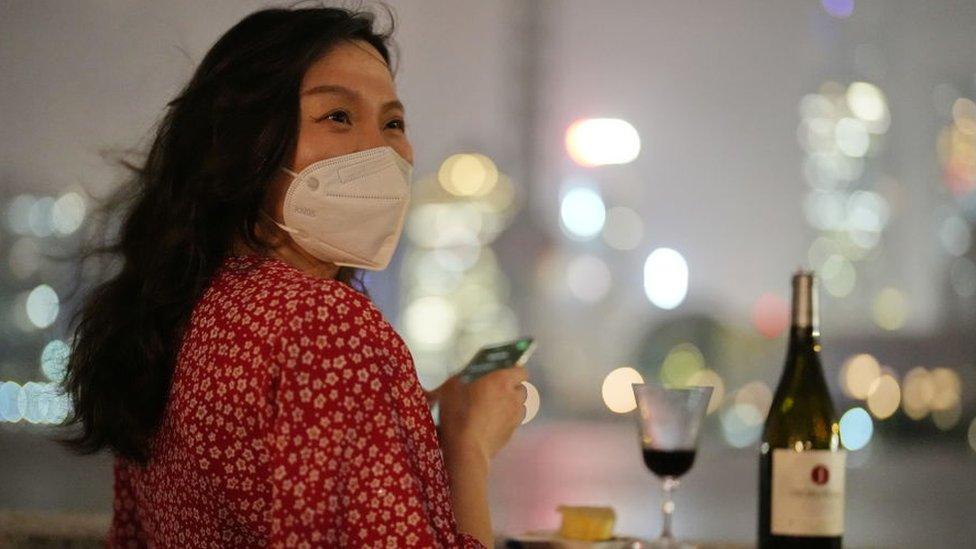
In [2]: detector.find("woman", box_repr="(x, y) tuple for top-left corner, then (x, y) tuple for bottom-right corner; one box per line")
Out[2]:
(61, 5), (528, 548)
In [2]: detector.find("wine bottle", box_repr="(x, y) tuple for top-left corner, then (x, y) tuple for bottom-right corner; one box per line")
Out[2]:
(759, 271), (845, 548)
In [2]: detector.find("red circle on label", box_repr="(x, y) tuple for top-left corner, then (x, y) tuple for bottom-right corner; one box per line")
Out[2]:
(811, 465), (830, 485)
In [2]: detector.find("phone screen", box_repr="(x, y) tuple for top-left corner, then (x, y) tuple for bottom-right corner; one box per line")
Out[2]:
(459, 337), (535, 383)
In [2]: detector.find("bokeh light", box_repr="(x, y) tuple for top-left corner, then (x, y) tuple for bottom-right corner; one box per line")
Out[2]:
(565, 254), (612, 303)
(735, 381), (773, 419)
(522, 381), (540, 424)
(939, 216), (971, 256)
(835, 117), (870, 157)
(821, 0), (854, 19)
(28, 196), (55, 237)
(6, 194), (37, 234)
(402, 296), (457, 350)
(437, 153), (499, 197)
(559, 186), (606, 240)
(601, 206), (644, 250)
(873, 287), (907, 331)
(968, 417), (976, 453)
(752, 293), (790, 339)
(686, 369), (725, 414)
(901, 367), (935, 420)
(41, 339), (70, 383)
(821, 254), (856, 297)
(565, 118), (641, 167)
(841, 353), (881, 399)
(52, 192), (86, 235)
(840, 407), (873, 450)
(720, 403), (763, 448)
(659, 343), (704, 388)
(602, 367), (645, 414)
(932, 401), (961, 431)
(866, 374), (901, 419)
(0, 382), (25, 422)
(929, 367), (962, 411)
(846, 82), (889, 128)
(643, 248), (689, 310)
(26, 284), (59, 329)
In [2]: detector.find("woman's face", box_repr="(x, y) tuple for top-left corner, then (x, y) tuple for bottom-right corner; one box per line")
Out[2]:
(266, 38), (413, 222)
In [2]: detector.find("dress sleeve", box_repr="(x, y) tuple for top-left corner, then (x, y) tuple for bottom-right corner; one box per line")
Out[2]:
(107, 458), (145, 549)
(267, 287), (486, 549)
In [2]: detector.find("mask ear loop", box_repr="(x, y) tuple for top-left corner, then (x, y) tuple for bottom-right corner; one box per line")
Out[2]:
(259, 208), (300, 236)
(258, 165), (304, 236)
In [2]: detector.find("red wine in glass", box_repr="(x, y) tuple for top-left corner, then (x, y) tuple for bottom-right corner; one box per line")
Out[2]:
(642, 448), (697, 479)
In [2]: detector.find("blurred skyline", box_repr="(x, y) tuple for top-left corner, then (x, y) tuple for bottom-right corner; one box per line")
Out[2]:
(1, 1), (975, 546)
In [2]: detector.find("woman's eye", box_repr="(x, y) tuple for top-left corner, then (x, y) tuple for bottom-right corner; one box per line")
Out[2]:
(319, 110), (350, 124)
(386, 118), (406, 131)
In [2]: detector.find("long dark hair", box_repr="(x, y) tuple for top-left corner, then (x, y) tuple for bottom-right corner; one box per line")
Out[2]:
(60, 3), (397, 463)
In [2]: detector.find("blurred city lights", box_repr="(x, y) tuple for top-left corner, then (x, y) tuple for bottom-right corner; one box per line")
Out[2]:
(821, 255), (856, 297)
(438, 153), (499, 197)
(7, 194), (37, 234)
(841, 353), (881, 400)
(26, 284), (59, 329)
(939, 216), (971, 256)
(687, 369), (724, 414)
(601, 206), (643, 250)
(846, 82), (889, 129)
(872, 287), (907, 331)
(938, 93), (976, 197)
(839, 407), (873, 450)
(929, 367), (962, 411)
(41, 339), (70, 383)
(522, 381), (540, 424)
(559, 186), (606, 240)
(402, 296), (457, 350)
(565, 254), (612, 303)
(932, 401), (962, 431)
(565, 118), (641, 167)
(735, 381), (773, 419)
(968, 417), (976, 453)
(751, 293), (790, 339)
(835, 118), (870, 157)
(866, 374), (900, 419)
(28, 196), (55, 237)
(0, 381), (24, 422)
(901, 367), (935, 420)
(821, 0), (854, 19)
(602, 367), (645, 414)
(643, 248), (689, 310)
(720, 403), (763, 448)
(659, 343), (705, 388)
(52, 192), (86, 235)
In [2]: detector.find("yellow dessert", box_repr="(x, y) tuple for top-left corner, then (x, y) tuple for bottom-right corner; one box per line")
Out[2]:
(556, 505), (616, 541)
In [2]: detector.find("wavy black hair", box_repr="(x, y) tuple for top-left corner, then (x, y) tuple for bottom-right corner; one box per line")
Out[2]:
(60, 2), (397, 463)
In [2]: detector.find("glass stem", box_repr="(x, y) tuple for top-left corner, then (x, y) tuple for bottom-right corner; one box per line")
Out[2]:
(659, 476), (679, 541)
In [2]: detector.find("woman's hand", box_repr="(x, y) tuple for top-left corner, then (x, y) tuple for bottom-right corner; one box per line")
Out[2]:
(430, 367), (529, 463)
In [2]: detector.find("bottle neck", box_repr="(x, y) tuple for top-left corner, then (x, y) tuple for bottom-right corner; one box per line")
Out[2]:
(787, 325), (820, 353)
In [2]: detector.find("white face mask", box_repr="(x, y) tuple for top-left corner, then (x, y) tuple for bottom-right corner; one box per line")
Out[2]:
(265, 146), (412, 270)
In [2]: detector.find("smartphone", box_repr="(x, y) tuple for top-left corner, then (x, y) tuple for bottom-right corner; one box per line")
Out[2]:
(458, 337), (536, 383)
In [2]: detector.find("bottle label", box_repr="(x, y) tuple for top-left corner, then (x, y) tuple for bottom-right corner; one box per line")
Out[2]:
(771, 448), (845, 536)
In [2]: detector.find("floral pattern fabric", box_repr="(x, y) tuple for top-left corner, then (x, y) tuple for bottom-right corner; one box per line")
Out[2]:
(108, 254), (484, 548)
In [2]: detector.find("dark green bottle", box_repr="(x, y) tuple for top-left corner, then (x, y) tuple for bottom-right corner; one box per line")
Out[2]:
(758, 271), (844, 548)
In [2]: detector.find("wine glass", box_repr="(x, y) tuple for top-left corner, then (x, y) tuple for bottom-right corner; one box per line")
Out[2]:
(631, 384), (713, 548)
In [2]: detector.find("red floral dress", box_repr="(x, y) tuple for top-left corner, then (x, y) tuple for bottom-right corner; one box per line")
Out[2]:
(108, 254), (484, 548)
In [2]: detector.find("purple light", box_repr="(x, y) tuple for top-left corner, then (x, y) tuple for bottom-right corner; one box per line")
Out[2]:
(821, 0), (854, 19)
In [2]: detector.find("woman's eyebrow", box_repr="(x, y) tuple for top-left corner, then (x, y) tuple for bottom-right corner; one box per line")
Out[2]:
(302, 84), (405, 113)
